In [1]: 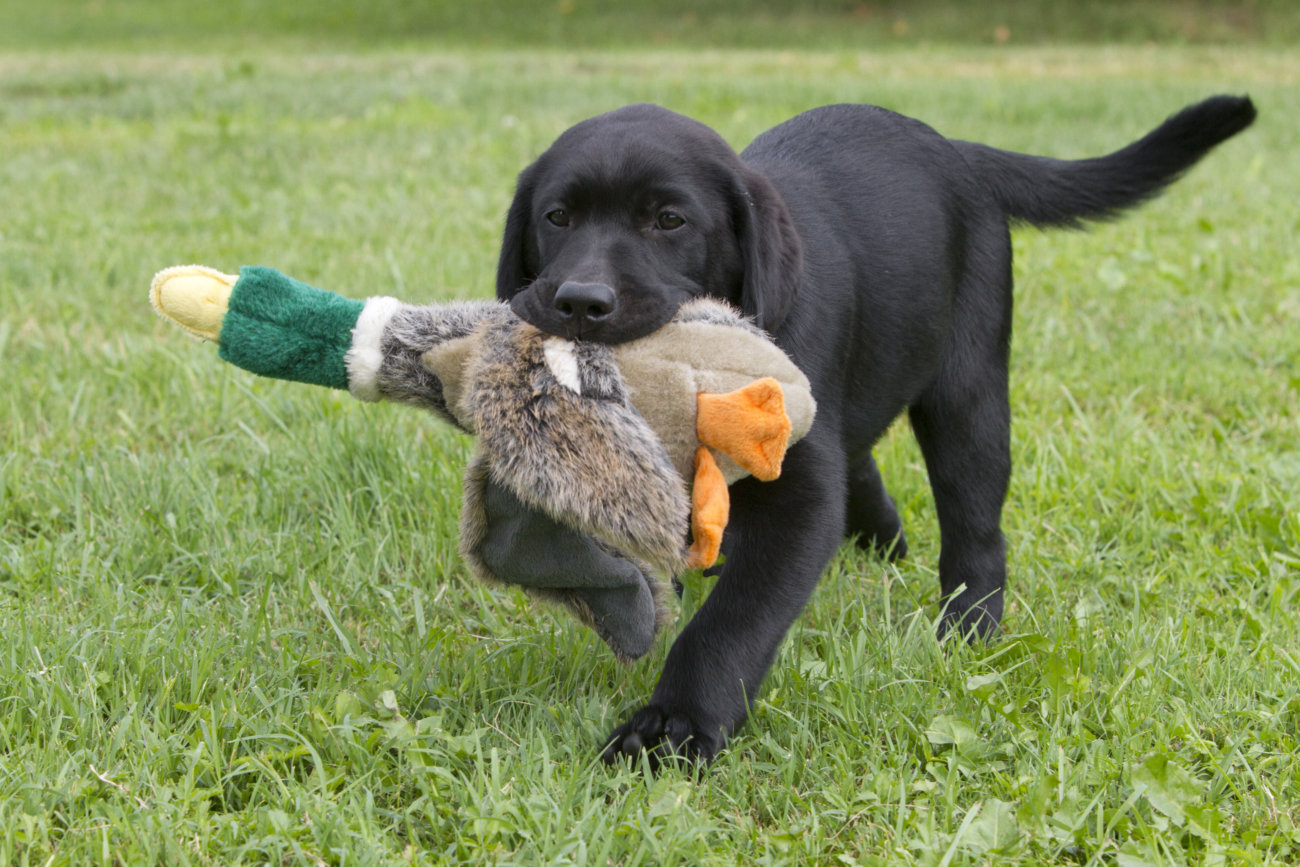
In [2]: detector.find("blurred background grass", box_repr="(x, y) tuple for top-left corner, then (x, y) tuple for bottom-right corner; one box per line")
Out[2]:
(2, 0), (1298, 50)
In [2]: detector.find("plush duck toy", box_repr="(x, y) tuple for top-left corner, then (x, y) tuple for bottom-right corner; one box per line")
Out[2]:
(150, 265), (815, 659)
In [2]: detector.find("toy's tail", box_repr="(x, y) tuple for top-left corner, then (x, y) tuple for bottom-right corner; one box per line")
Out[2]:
(953, 95), (1256, 229)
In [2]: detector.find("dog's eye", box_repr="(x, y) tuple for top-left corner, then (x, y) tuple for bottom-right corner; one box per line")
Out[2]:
(546, 209), (571, 227)
(656, 211), (686, 231)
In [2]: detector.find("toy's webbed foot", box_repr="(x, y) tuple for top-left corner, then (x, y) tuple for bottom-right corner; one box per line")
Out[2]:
(696, 377), (792, 482)
(685, 446), (728, 569)
(150, 266), (238, 341)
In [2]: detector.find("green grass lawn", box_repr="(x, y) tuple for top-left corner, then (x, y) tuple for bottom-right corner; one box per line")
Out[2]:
(2, 4), (1299, 864)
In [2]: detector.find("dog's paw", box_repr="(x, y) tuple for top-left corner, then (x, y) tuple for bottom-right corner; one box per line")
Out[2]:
(860, 526), (908, 562)
(938, 597), (1003, 643)
(600, 705), (723, 769)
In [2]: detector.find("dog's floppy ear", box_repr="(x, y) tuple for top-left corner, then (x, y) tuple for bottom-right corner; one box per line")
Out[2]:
(496, 164), (539, 300)
(732, 166), (802, 331)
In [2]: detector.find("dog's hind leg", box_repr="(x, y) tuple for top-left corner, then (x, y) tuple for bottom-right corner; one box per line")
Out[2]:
(908, 376), (1010, 641)
(846, 454), (908, 560)
(907, 221), (1014, 641)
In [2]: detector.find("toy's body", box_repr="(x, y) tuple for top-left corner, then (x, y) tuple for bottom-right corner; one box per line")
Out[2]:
(151, 266), (814, 658)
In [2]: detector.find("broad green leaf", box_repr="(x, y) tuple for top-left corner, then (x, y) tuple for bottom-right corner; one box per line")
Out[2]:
(925, 714), (979, 749)
(962, 799), (1018, 853)
(1116, 840), (1161, 867)
(1132, 753), (1203, 826)
(1185, 802), (1224, 843)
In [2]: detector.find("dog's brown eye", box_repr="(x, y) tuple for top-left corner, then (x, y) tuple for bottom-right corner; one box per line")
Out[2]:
(656, 211), (686, 231)
(546, 209), (570, 227)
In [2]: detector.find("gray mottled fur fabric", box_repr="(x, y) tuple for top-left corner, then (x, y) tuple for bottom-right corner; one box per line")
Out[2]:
(372, 301), (508, 427)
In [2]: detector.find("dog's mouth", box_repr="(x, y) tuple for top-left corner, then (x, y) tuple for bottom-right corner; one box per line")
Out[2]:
(508, 283), (681, 345)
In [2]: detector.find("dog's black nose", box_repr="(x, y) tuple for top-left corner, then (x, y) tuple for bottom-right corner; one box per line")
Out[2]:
(553, 281), (616, 325)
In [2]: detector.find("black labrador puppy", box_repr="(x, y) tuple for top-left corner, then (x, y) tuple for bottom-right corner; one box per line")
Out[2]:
(495, 96), (1256, 765)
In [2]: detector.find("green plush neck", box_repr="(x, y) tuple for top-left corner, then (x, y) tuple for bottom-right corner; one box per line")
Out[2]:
(218, 266), (364, 390)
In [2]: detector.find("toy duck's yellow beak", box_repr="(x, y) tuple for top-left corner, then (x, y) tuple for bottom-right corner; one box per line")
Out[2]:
(149, 265), (238, 341)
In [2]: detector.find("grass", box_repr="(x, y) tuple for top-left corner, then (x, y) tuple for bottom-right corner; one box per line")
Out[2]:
(2, 4), (1299, 864)
(3, 0), (1300, 49)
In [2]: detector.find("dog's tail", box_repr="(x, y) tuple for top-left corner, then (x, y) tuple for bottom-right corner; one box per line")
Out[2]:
(954, 95), (1256, 229)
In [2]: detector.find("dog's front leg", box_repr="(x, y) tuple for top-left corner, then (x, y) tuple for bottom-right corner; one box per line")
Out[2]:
(601, 436), (846, 767)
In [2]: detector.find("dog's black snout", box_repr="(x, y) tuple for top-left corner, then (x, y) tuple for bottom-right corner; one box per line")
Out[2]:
(553, 281), (616, 323)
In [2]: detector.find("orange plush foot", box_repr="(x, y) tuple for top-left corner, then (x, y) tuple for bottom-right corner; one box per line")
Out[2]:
(696, 377), (792, 482)
(685, 446), (729, 569)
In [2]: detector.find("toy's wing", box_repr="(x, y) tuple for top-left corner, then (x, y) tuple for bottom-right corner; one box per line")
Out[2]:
(460, 456), (668, 661)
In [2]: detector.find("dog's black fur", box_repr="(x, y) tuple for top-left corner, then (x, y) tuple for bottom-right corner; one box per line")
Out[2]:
(495, 96), (1256, 765)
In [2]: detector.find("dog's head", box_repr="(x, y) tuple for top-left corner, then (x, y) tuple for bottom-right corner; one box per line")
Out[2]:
(496, 104), (802, 344)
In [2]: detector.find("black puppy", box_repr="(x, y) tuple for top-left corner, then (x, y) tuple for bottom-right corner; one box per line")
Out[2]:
(496, 96), (1256, 765)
